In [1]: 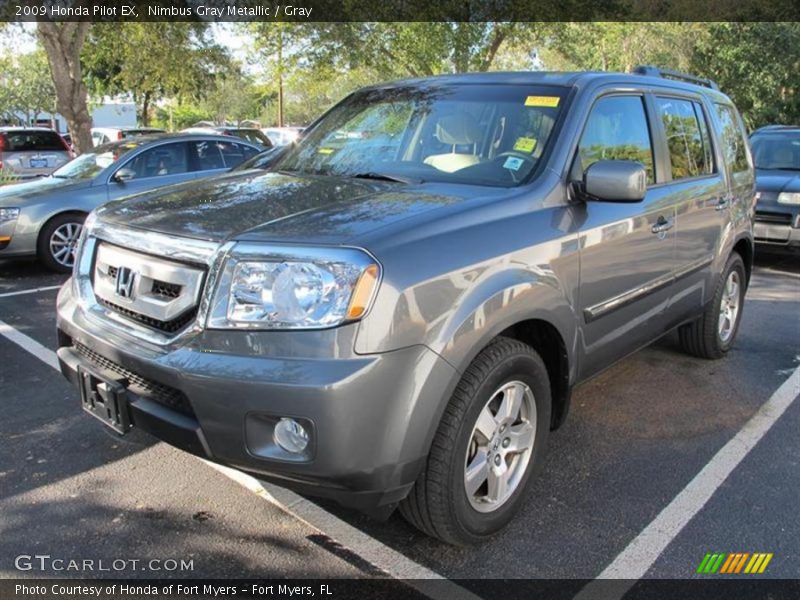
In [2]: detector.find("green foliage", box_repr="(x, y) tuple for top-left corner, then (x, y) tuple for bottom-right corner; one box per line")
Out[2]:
(692, 23), (800, 129)
(0, 49), (57, 124)
(82, 23), (232, 125)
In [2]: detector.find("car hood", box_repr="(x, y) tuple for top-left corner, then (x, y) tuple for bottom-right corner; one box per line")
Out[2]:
(0, 176), (93, 207)
(755, 170), (800, 194)
(96, 170), (468, 245)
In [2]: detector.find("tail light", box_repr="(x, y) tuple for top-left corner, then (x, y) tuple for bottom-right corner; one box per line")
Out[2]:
(58, 135), (74, 157)
(0, 133), (6, 152)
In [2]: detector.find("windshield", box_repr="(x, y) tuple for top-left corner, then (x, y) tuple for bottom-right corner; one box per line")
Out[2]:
(750, 131), (800, 171)
(273, 84), (568, 187)
(51, 142), (139, 180)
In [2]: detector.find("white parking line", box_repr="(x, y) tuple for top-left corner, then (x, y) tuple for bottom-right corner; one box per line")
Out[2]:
(0, 316), (477, 600)
(576, 364), (800, 599)
(0, 284), (63, 298)
(0, 318), (60, 370)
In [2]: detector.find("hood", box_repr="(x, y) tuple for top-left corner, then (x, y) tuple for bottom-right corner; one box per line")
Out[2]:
(0, 176), (92, 207)
(755, 170), (800, 194)
(96, 170), (468, 245)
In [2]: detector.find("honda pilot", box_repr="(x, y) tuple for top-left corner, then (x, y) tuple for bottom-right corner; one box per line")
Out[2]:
(56, 67), (755, 545)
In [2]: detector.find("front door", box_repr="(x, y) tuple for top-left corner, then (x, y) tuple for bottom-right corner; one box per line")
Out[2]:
(108, 142), (197, 200)
(574, 93), (679, 379)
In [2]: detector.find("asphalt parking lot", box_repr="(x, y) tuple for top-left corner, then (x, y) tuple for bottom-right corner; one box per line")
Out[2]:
(0, 251), (798, 586)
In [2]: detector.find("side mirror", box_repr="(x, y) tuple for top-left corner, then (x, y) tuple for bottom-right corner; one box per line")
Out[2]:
(583, 160), (646, 202)
(113, 168), (136, 183)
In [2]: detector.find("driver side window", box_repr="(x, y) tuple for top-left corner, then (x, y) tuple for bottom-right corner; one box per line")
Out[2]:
(575, 95), (655, 184)
(125, 143), (189, 180)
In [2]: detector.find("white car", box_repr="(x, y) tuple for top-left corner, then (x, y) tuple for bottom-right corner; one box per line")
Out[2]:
(91, 127), (166, 146)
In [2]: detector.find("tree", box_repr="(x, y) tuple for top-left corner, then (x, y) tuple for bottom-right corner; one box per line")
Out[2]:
(82, 23), (231, 126)
(37, 22), (93, 153)
(541, 23), (703, 73)
(692, 23), (800, 128)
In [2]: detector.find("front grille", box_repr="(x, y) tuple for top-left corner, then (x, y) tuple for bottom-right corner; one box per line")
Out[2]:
(151, 279), (181, 300)
(74, 342), (194, 417)
(97, 298), (198, 334)
(755, 211), (793, 225)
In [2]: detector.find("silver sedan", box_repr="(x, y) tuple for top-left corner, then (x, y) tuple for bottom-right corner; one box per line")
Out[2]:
(0, 133), (261, 271)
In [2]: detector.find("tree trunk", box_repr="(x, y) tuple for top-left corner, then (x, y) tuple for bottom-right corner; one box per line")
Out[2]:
(37, 22), (93, 154)
(142, 91), (150, 126)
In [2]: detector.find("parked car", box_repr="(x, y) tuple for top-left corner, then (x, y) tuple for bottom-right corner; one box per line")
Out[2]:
(0, 127), (73, 180)
(749, 125), (800, 249)
(182, 126), (272, 148)
(262, 126), (303, 146)
(0, 133), (260, 272)
(91, 127), (167, 146)
(56, 67), (754, 545)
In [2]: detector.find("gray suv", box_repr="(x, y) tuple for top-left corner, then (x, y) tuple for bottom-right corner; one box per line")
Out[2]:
(56, 67), (755, 545)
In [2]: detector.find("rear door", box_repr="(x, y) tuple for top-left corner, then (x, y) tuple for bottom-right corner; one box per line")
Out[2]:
(575, 92), (682, 379)
(650, 93), (729, 324)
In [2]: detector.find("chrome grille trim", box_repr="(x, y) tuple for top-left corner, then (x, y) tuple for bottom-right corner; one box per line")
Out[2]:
(93, 242), (204, 323)
(73, 217), (233, 347)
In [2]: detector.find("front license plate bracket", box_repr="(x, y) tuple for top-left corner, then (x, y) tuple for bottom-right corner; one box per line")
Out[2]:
(78, 364), (131, 434)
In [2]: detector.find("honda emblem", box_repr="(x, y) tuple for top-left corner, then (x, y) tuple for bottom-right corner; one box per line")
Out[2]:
(115, 266), (136, 299)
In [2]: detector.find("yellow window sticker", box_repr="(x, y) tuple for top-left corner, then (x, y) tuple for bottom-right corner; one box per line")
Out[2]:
(525, 95), (560, 108)
(318, 147), (335, 155)
(513, 137), (538, 153)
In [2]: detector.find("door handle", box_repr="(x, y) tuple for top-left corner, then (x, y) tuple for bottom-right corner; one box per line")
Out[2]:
(651, 216), (673, 235)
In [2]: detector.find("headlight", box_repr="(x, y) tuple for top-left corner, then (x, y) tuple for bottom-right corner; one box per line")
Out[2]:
(0, 207), (20, 224)
(777, 192), (800, 205)
(208, 244), (380, 330)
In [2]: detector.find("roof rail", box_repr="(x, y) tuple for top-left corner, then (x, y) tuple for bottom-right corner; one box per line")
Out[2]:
(631, 65), (720, 91)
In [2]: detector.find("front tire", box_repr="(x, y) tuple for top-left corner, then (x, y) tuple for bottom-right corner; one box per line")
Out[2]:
(679, 252), (746, 359)
(37, 213), (86, 273)
(399, 336), (551, 545)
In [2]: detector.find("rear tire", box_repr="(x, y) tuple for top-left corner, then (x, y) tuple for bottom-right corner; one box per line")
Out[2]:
(679, 252), (746, 359)
(399, 336), (551, 545)
(37, 213), (86, 273)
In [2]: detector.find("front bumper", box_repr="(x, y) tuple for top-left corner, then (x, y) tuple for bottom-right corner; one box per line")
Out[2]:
(754, 205), (800, 247)
(56, 282), (457, 513)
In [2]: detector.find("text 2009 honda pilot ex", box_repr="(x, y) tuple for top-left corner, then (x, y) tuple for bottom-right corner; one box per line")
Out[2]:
(57, 67), (755, 545)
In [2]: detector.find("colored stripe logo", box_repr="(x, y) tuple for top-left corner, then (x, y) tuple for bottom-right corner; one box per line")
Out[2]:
(697, 552), (773, 574)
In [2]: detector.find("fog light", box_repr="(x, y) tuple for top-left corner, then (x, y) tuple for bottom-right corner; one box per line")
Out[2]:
(273, 418), (309, 454)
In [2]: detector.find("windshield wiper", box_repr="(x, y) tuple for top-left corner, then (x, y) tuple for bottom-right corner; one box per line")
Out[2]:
(350, 172), (421, 184)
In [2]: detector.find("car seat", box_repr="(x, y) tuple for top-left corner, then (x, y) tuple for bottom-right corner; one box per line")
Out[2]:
(423, 114), (482, 173)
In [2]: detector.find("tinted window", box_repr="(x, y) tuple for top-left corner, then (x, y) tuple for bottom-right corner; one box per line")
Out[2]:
(655, 97), (714, 180)
(4, 130), (66, 152)
(125, 143), (189, 179)
(190, 140), (225, 170)
(713, 104), (749, 174)
(576, 95), (655, 184)
(750, 132), (800, 170)
(219, 142), (256, 168)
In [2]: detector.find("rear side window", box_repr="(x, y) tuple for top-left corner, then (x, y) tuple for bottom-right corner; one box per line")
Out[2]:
(713, 104), (750, 174)
(3, 130), (66, 152)
(576, 95), (655, 184)
(190, 140), (225, 170)
(655, 97), (714, 180)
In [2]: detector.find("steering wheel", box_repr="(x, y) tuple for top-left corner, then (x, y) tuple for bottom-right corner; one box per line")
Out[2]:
(495, 151), (537, 182)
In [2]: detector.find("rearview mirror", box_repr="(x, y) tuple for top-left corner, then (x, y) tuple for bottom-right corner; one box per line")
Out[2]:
(113, 168), (136, 183)
(583, 160), (646, 202)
